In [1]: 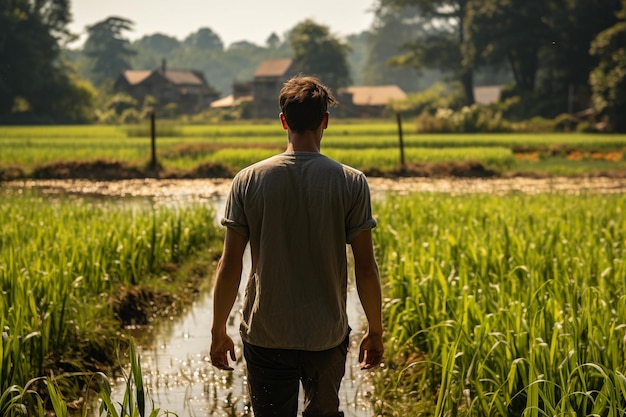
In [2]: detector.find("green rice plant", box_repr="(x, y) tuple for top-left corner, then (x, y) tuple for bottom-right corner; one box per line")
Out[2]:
(0, 378), (46, 417)
(0, 189), (223, 396)
(99, 339), (175, 417)
(0, 338), (175, 416)
(372, 192), (626, 416)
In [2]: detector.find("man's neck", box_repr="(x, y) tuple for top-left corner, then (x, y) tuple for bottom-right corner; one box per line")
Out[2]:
(286, 131), (321, 153)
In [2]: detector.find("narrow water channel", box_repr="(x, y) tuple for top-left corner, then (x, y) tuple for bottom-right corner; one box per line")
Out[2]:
(112, 197), (377, 417)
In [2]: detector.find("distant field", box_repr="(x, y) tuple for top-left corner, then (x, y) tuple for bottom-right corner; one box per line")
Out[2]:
(1, 123), (625, 177)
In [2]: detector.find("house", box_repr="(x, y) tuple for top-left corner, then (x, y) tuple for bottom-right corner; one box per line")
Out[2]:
(114, 61), (220, 115)
(210, 81), (253, 109)
(232, 58), (407, 118)
(251, 58), (299, 118)
(338, 85), (408, 117)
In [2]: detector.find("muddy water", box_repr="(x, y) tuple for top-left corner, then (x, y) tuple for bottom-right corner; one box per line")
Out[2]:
(6, 176), (626, 416)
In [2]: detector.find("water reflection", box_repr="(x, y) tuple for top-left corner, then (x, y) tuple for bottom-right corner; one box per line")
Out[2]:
(122, 276), (375, 416)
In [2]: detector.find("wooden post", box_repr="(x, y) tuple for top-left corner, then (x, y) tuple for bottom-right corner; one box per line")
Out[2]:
(150, 111), (158, 177)
(396, 112), (406, 168)
(567, 84), (574, 132)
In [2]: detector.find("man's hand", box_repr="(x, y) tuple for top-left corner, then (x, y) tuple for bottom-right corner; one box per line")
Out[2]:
(210, 332), (237, 371)
(358, 331), (384, 370)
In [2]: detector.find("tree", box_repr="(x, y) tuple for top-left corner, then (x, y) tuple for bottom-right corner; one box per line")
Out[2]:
(135, 33), (181, 55)
(464, 0), (620, 117)
(183, 27), (224, 51)
(363, 5), (436, 92)
(0, 0), (95, 123)
(266, 32), (280, 49)
(590, 0), (626, 132)
(464, 0), (552, 93)
(346, 31), (369, 86)
(379, 0), (475, 103)
(545, 0), (620, 110)
(288, 19), (351, 92)
(83, 16), (136, 87)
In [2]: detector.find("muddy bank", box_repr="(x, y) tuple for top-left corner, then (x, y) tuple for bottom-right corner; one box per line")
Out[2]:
(5, 176), (626, 202)
(5, 158), (624, 183)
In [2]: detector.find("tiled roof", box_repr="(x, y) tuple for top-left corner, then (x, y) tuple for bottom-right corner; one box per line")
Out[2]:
(342, 85), (407, 106)
(122, 70), (152, 85)
(162, 70), (205, 85)
(254, 58), (293, 77)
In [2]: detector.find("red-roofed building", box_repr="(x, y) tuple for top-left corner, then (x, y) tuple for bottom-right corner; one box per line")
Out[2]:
(114, 60), (220, 114)
(251, 58), (299, 118)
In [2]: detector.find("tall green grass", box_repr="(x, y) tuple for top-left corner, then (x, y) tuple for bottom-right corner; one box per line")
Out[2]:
(0, 189), (223, 401)
(372, 192), (626, 416)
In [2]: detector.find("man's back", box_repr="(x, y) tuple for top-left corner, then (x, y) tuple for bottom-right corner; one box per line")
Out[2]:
(222, 151), (376, 350)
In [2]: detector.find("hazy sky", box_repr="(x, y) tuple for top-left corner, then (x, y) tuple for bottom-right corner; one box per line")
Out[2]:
(68, 0), (377, 47)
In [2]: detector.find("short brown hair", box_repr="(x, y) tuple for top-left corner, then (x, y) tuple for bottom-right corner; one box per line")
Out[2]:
(278, 76), (337, 133)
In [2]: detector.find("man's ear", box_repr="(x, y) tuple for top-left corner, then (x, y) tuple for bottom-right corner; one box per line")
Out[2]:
(322, 111), (329, 129)
(279, 112), (289, 130)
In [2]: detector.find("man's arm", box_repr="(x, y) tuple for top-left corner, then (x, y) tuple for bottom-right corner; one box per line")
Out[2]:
(210, 227), (248, 371)
(351, 228), (384, 370)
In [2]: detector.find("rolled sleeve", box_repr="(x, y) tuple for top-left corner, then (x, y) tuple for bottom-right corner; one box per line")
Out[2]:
(221, 176), (250, 238)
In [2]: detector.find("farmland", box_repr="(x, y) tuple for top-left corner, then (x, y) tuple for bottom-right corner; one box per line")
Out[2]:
(1, 121), (626, 415)
(0, 189), (224, 415)
(371, 191), (626, 415)
(1, 122), (625, 179)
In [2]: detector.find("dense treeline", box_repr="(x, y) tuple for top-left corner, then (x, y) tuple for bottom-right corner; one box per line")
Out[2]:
(1, 0), (625, 131)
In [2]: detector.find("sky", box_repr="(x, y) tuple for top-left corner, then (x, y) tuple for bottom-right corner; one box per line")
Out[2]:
(68, 0), (378, 48)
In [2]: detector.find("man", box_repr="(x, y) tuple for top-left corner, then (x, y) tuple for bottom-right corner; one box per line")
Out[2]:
(210, 75), (383, 417)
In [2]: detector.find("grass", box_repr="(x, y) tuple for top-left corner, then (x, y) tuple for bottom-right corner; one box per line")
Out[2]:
(371, 191), (626, 416)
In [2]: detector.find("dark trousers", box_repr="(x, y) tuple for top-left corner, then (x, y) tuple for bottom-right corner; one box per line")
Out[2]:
(242, 332), (350, 417)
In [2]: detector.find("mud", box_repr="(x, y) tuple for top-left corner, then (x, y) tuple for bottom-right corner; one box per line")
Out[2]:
(6, 176), (626, 202)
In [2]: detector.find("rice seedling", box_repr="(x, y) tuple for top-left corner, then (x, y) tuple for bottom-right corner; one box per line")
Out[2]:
(0, 338), (175, 416)
(0, 189), (223, 403)
(372, 192), (626, 416)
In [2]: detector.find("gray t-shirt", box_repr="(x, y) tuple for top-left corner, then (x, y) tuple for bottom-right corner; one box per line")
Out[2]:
(221, 151), (376, 351)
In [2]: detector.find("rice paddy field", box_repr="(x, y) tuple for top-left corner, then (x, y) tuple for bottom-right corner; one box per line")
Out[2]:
(0, 189), (224, 416)
(371, 192), (626, 416)
(1, 120), (626, 415)
(1, 122), (625, 177)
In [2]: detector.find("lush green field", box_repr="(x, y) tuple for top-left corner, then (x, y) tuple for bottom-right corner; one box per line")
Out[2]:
(1, 123), (625, 177)
(0, 189), (223, 414)
(372, 192), (626, 415)
(2, 121), (626, 414)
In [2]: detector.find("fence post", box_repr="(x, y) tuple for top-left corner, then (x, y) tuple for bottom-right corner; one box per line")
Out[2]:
(150, 111), (158, 178)
(396, 112), (406, 169)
